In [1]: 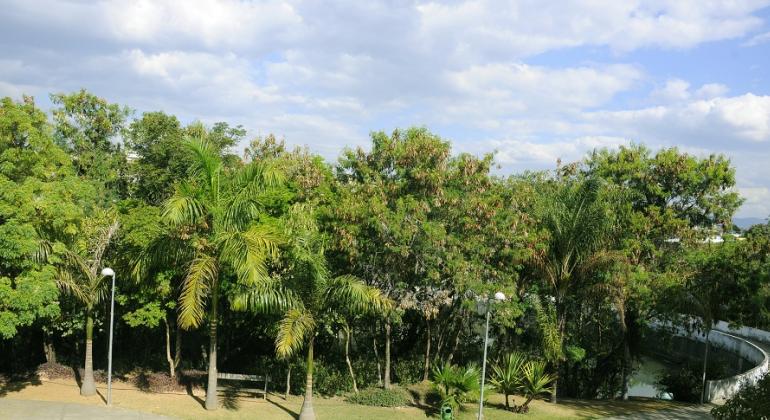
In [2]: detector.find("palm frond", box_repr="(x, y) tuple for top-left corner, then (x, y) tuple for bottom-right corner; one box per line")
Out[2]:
(275, 308), (315, 358)
(231, 280), (300, 314)
(163, 182), (206, 227)
(178, 254), (218, 329)
(324, 274), (392, 315)
(219, 223), (282, 286)
(185, 136), (222, 191)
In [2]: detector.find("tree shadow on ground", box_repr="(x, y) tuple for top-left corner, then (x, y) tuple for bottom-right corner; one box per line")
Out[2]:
(0, 371), (42, 397)
(267, 398), (299, 419)
(185, 382), (205, 409)
(220, 384), (241, 410)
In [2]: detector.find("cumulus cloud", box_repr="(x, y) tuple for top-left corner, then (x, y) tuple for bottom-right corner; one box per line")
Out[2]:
(1, 0), (770, 215)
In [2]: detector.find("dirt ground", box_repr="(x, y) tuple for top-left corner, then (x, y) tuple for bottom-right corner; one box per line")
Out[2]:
(1, 376), (684, 420)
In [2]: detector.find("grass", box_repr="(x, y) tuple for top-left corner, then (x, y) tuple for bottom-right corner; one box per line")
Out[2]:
(1, 377), (687, 419)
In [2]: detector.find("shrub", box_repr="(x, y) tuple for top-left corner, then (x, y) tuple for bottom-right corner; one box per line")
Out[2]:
(346, 386), (412, 407)
(431, 362), (480, 410)
(658, 367), (701, 402)
(394, 358), (423, 385)
(712, 372), (770, 419)
(133, 371), (183, 393)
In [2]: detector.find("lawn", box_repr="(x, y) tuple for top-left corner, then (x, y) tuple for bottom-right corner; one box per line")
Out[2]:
(1, 377), (685, 419)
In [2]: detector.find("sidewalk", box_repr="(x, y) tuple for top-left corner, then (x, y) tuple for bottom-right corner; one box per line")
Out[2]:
(602, 404), (713, 419)
(0, 399), (176, 419)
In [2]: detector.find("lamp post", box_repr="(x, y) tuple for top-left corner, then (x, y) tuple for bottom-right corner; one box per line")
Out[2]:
(478, 291), (506, 420)
(101, 267), (116, 407)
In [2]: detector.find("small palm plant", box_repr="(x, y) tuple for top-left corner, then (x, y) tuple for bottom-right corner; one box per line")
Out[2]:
(431, 362), (481, 411)
(490, 352), (527, 410)
(518, 360), (555, 413)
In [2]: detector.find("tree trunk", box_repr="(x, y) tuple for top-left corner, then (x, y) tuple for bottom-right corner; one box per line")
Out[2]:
(422, 319), (431, 382)
(204, 282), (219, 411)
(299, 337), (316, 420)
(164, 316), (175, 378)
(344, 325), (358, 393)
(285, 364), (291, 400)
(174, 322), (182, 373)
(43, 331), (56, 364)
(373, 333), (382, 387)
(447, 320), (462, 363)
(621, 339), (630, 400)
(384, 320), (392, 389)
(505, 393), (510, 409)
(81, 312), (96, 396)
(700, 329), (711, 404)
(551, 300), (566, 404)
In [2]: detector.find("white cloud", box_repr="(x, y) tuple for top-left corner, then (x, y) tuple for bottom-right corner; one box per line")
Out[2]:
(417, 0), (767, 58)
(743, 30), (770, 46)
(588, 93), (770, 144)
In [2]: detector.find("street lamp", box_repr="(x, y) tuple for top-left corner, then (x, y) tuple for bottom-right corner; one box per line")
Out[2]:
(478, 291), (506, 420)
(101, 267), (116, 407)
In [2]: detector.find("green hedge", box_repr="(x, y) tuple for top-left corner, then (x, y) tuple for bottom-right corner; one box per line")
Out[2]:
(346, 387), (413, 407)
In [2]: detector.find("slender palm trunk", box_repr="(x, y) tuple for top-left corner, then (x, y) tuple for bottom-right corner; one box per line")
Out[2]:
(164, 316), (176, 378)
(285, 364), (291, 400)
(205, 282), (219, 410)
(422, 319), (431, 382)
(384, 320), (392, 389)
(551, 301), (566, 404)
(344, 326), (358, 393)
(299, 337), (316, 420)
(373, 334), (382, 387)
(505, 393), (510, 409)
(174, 322), (182, 374)
(81, 312), (96, 396)
(700, 329), (711, 404)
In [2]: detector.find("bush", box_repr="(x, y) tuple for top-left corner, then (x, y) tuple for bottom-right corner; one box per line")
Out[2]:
(394, 358), (423, 385)
(658, 367), (702, 402)
(346, 387), (413, 407)
(712, 372), (770, 419)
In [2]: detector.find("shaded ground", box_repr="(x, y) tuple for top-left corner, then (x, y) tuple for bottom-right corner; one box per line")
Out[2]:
(0, 399), (174, 419)
(602, 404), (714, 419)
(1, 377), (689, 420)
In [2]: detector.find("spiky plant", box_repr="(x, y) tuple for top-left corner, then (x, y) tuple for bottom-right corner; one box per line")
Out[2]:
(490, 352), (527, 409)
(519, 361), (555, 412)
(431, 362), (481, 411)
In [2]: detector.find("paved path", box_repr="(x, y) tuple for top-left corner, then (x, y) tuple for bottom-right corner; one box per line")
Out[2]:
(0, 399), (176, 419)
(602, 404), (714, 419)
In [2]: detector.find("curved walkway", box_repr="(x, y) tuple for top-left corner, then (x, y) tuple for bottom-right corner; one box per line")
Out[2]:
(0, 399), (176, 419)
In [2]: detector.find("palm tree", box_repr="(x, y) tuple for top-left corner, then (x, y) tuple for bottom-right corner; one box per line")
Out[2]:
(162, 137), (284, 410)
(431, 362), (481, 411)
(234, 204), (390, 420)
(532, 176), (617, 402)
(490, 352), (527, 410)
(518, 360), (555, 412)
(52, 216), (119, 396)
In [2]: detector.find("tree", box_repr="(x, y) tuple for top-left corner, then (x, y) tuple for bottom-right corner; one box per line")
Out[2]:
(518, 360), (555, 412)
(234, 204), (390, 420)
(124, 112), (191, 205)
(50, 212), (119, 396)
(51, 90), (131, 199)
(0, 95), (92, 345)
(531, 175), (619, 402)
(161, 135), (285, 410)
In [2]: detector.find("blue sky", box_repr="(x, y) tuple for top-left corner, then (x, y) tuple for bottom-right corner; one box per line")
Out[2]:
(2, 0), (770, 218)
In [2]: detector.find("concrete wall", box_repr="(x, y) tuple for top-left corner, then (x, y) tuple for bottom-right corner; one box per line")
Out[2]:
(713, 320), (770, 345)
(649, 320), (770, 402)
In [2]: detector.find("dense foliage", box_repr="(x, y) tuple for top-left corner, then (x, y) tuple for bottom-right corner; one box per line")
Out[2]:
(1, 91), (768, 417)
(711, 371), (770, 419)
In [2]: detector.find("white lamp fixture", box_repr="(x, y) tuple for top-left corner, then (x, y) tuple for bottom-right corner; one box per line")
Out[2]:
(101, 267), (115, 277)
